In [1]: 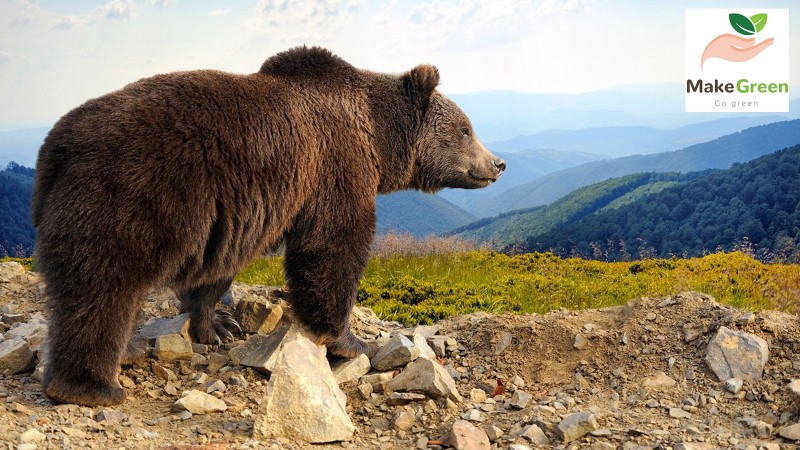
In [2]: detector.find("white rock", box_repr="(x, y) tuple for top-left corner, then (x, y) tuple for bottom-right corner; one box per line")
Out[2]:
(154, 333), (193, 361)
(669, 407), (693, 419)
(724, 377), (743, 394)
(0, 261), (25, 282)
(238, 325), (303, 374)
(779, 423), (800, 441)
(413, 332), (437, 360)
(519, 424), (548, 445)
(331, 354), (371, 384)
(254, 334), (354, 443)
(705, 326), (768, 381)
(469, 388), (487, 403)
(387, 357), (463, 402)
(573, 333), (588, 350)
(642, 371), (677, 389)
(171, 389), (227, 414)
(138, 314), (191, 341)
(509, 390), (531, 409)
(234, 296), (283, 334)
(788, 379), (800, 396)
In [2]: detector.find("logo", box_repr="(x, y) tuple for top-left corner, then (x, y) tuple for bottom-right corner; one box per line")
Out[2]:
(685, 9), (789, 113)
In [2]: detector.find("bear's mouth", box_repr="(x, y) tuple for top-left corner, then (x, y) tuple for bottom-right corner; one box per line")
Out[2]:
(468, 171), (497, 185)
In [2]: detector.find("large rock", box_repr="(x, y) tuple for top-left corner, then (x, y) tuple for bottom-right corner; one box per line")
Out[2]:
(0, 338), (34, 373)
(254, 333), (354, 443)
(387, 357), (463, 402)
(441, 420), (490, 450)
(371, 334), (418, 371)
(705, 326), (768, 381)
(238, 325), (303, 375)
(171, 389), (227, 414)
(138, 314), (191, 342)
(555, 411), (598, 443)
(0, 262), (25, 283)
(234, 296), (283, 334)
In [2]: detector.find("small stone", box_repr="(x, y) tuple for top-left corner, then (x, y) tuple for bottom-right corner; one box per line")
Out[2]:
(462, 409), (485, 422)
(205, 379), (226, 394)
(573, 333), (588, 350)
(393, 410), (416, 431)
(511, 375), (525, 388)
(171, 389), (227, 414)
(331, 354), (371, 384)
(470, 388), (487, 403)
(509, 389), (531, 409)
(207, 352), (229, 374)
(234, 297), (283, 334)
(788, 379), (800, 397)
(494, 331), (513, 355)
(138, 314), (191, 341)
(428, 336), (448, 357)
(416, 437), (429, 449)
(152, 363), (178, 381)
(555, 411), (598, 443)
(751, 420), (772, 439)
(0, 338), (34, 373)
(441, 420), (490, 450)
(61, 426), (86, 438)
(779, 423), (800, 440)
(669, 408), (692, 419)
(386, 357), (462, 402)
(357, 382), (373, 400)
(705, 326), (769, 381)
(154, 333), (193, 361)
(673, 443), (717, 450)
(191, 343), (208, 354)
(371, 334), (418, 371)
(96, 409), (127, 425)
(519, 425), (548, 445)
(724, 378), (743, 394)
(11, 402), (33, 415)
(19, 428), (46, 443)
(642, 371), (676, 389)
(486, 425), (503, 441)
(386, 392), (427, 405)
(509, 444), (532, 450)
(591, 443), (616, 450)
(361, 371), (395, 392)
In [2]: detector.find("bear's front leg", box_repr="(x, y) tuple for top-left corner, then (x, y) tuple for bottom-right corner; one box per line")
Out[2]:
(177, 278), (242, 345)
(283, 206), (378, 359)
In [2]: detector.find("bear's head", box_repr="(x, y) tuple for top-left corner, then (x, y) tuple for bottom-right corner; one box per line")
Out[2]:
(405, 65), (505, 193)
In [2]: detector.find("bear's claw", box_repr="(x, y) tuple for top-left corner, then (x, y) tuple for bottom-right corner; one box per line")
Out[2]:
(190, 309), (242, 346)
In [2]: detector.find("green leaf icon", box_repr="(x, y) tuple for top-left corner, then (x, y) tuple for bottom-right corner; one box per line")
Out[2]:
(730, 13), (756, 35)
(750, 13), (768, 33)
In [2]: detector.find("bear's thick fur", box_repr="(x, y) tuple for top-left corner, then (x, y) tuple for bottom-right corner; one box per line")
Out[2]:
(32, 47), (505, 406)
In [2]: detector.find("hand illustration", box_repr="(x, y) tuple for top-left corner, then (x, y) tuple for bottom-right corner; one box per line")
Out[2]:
(701, 34), (774, 70)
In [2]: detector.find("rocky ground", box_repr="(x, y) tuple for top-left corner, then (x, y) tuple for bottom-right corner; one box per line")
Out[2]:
(3, 261), (800, 450)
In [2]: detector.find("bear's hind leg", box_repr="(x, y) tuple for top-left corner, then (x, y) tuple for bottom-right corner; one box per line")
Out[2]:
(43, 284), (143, 406)
(177, 278), (241, 345)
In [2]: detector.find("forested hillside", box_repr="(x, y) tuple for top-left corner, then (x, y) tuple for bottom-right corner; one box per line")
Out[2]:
(474, 120), (800, 217)
(451, 172), (702, 249)
(0, 162), (35, 256)
(526, 145), (800, 262)
(376, 191), (475, 237)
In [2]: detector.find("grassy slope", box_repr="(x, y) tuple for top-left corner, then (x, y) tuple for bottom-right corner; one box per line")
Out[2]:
(235, 251), (800, 325)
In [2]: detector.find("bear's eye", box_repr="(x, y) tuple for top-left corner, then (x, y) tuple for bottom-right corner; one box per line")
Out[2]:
(460, 127), (470, 138)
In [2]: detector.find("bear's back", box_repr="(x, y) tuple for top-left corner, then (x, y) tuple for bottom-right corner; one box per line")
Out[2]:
(259, 46), (358, 81)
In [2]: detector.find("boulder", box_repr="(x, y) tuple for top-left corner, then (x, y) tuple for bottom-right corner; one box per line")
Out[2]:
(705, 326), (768, 381)
(234, 296), (283, 334)
(371, 334), (418, 371)
(254, 333), (354, 443)
(441, 420), (490, 450)
(387, 357), (463, 402)
(0, 338), (34, 373)
(171, 389), (227, 414)
(555, 411), (598, 443)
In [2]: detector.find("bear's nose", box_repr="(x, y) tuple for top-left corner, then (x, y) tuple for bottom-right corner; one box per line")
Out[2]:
(493, 158), (506, 173)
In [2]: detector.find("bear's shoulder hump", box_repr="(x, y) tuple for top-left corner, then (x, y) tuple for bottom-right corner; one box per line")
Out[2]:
(259, 46), (355, 79)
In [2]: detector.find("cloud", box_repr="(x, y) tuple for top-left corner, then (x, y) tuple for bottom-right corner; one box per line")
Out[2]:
(0, 53), (10, 65)
(247, 0), (363, 42)
(97, 0), (134, 21)
(9, 0), (137, 30)
(405, 0), (587, 48)
(209, 9), (231, 16)
(146, 0), (177, 7)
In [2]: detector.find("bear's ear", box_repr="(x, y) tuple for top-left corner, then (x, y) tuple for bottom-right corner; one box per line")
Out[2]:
(403, 64), (440, 109)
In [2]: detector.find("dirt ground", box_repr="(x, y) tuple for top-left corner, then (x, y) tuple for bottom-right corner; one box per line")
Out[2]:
(2, 264), (800, 449)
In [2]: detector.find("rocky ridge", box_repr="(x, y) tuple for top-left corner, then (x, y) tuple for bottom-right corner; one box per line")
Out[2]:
(2, 261), (800, 449)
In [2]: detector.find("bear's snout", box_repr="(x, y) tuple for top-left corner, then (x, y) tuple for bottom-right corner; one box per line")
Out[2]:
(493, 158), (506, 174)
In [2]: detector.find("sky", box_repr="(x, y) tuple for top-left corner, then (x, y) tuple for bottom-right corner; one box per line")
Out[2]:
(0, 0), (797, 130)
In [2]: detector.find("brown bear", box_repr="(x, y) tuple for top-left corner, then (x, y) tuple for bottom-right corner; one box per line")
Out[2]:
(31, 46), (505, 407)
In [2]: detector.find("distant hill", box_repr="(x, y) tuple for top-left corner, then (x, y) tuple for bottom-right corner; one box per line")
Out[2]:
(474, 120), (800, 217)
(450, 172), (701, 250)
(0, 127), (48, 168)
(486, 116), (785, 158)
(527, 145), (800, 261)
(0, 162), (35, 257)
(376, 191), (475, 237)
(437, 148), (600, 212)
